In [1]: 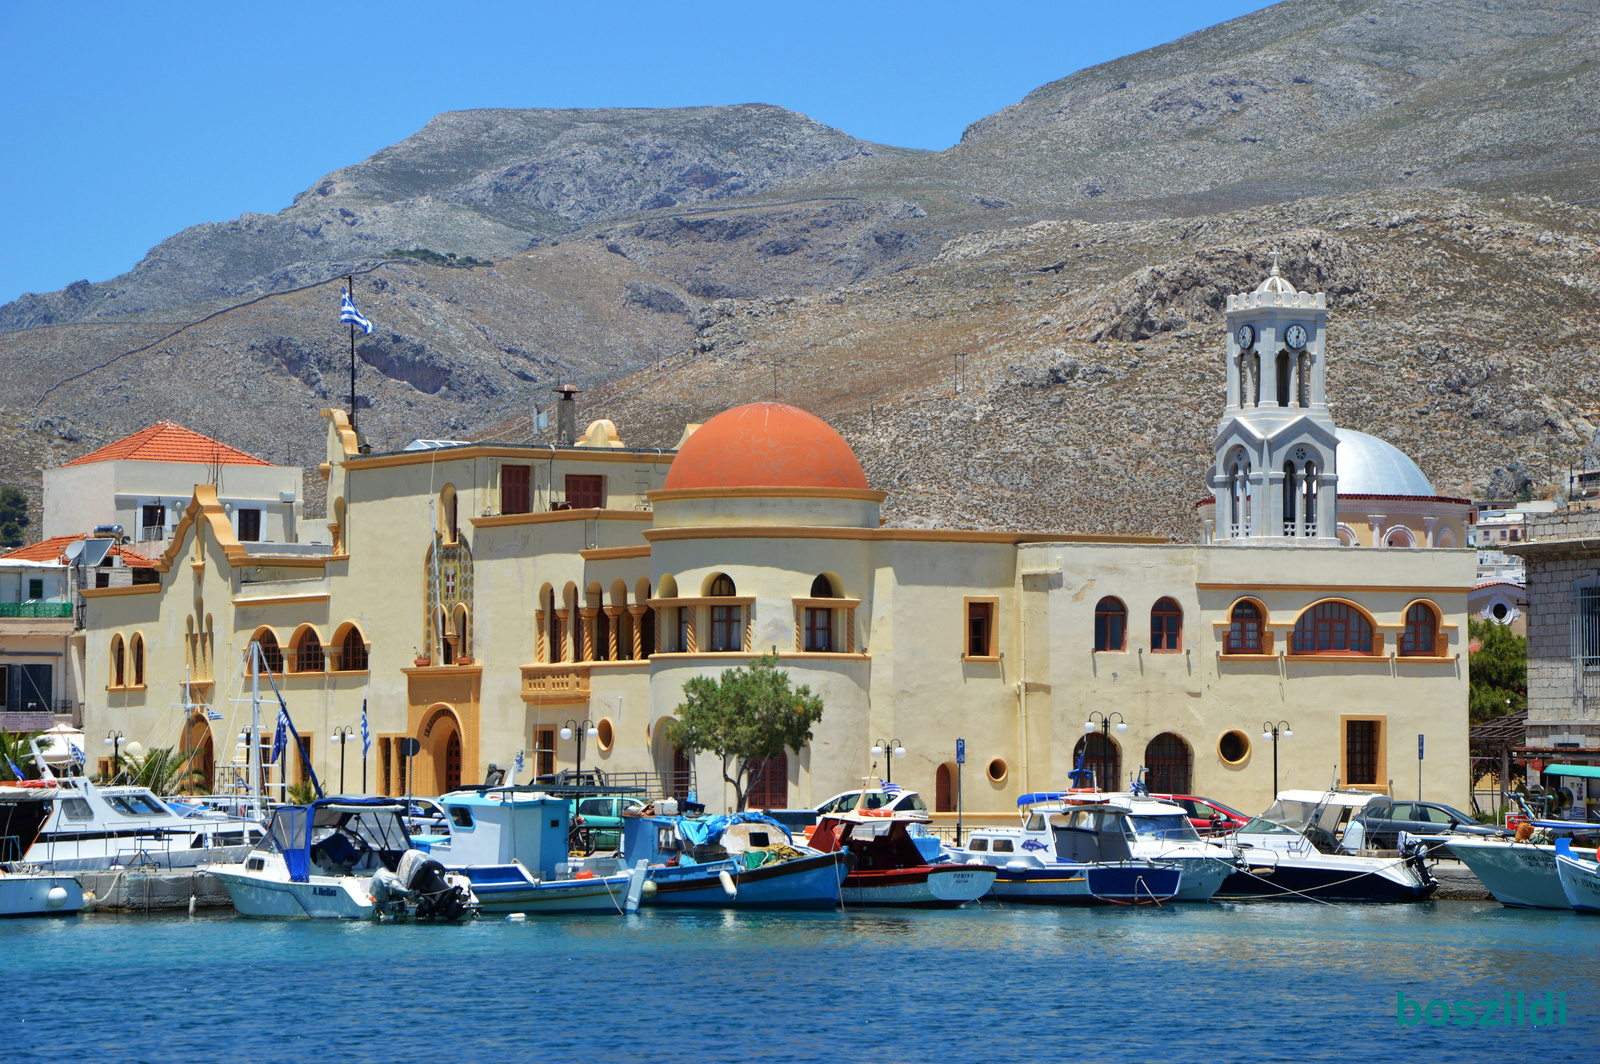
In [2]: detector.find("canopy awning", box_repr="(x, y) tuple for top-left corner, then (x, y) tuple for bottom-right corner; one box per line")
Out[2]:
(1543, 764), (1600, 779)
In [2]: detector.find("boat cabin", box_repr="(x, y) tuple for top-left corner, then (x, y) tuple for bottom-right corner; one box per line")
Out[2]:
(265, 799), (413, 882)
(413, 789), (570, 875)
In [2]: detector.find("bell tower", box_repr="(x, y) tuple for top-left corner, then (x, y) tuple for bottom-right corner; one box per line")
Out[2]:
(1209, 255), (1339, 544)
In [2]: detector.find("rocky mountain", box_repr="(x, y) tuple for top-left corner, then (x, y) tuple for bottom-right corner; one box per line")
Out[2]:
(3, 0), (1598, 536)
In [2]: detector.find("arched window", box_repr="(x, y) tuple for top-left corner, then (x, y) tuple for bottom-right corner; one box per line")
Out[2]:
(708, 573), (740, 652)
(1093, 597), (1126, 652)
(1298, 352), (1311, 407)
(440, 485), (459, 544)
(1293, 601), (1374, 655)
(1072, 733), (1121, 791)
(1145, 733), (1192, 793)
(806, 574), (837, 653)
(1150, 598), (1182, 652)
(1228, 454), (1252, 536)
(130, 633), (145, 686)
(1385, 526), (1417, 548)
(341, 625), (369, 671)
(1250, 353), (1261, 406)
(1276, 351), (1290, 406)
(251, 629), (283, 673)
(452, 604), (470, 663)
(935, 763), (954, 812)
(1226, 601), (1264, 654)
(1302, 462), (1317, 536)
(110, 634), (126, 688)
(1400, 602), (1439, 656)
(292, 627), (324, 673)
(1282, 461), (1297, 534)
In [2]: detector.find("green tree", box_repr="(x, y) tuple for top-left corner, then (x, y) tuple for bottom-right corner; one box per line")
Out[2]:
(119, 746), (208, 795)
(0, 730), (42, 780)
(667, 653), (824, 811)
(0, 486), (28, 548)
(1469, 617), (1527, 723)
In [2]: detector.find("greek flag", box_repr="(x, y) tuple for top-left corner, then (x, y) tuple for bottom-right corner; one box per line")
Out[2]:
(271, 705), (289, 764)
(360, 701), (371, 758)
(206, 707), (223, 721)
(882, 780), (902, 795)
(513, 749), (525, 779)
(71, 742), (86, 765)
(340, 287), (373, 334)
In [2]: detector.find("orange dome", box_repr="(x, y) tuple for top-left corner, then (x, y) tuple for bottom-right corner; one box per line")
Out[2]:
(663, 403), (869, 491)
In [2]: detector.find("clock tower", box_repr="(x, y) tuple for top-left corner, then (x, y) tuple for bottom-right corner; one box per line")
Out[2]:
(1208, 256), (1339, 544)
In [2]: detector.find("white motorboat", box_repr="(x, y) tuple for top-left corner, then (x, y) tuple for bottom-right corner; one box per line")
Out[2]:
(1554, 840), (1600, 912)
(416, 788), (646, 914)
(1217, 790), (1436, 902)
(0, 870), (83, 916)
(210, 798), (476, 921)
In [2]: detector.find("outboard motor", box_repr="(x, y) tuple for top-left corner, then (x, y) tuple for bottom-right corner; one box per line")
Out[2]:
(1401, 838), (1437, 892)
(396, 848), (472, 921)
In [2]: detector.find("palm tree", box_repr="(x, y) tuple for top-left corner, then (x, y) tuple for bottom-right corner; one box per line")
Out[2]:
(118, 746), (208, 796)
(0, 730), (42, 781)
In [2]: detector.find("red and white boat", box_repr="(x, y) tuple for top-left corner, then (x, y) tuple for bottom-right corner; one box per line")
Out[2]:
(809, 811), (997, 908)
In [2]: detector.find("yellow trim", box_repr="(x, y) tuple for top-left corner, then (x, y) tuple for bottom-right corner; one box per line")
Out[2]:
(646, 596), (756, 608)
(1286, 596), (1380, 628)
(580, 545), (652, 561)
(472, 508), (653, 528)
(963, 595), (1000, 659)
(1339, 714), (1387, 791)
(345, 445), (675, 471)
(233, 593), (332, 607)
(80, 583), (161, 598)
(792, 596), (862, 609)
(647, 486), (888, 503)
(321, 408), (360, 459)
(1196, 583), (1467, 595)
(402, 665), (485, 677)
(642, 525), (1163, 545)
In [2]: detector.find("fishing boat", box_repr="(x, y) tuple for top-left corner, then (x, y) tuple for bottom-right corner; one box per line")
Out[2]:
(1215, 790), (1436, 902)
(1554, 839), (1600, 912)
(413, 788), (646, 914)
(210, 797), (476, 920)
(0, 870), (83, 916)
(622, 811), (849, 909)
(947, 803), (1184, 905)
(807, 811), (996, 907)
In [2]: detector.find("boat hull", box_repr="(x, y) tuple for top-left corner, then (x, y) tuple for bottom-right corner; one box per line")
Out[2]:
(1555, 853), (1600, 912)
(0, 874), (83, 917)
(1445, 839), (1581, 909)
(1168, 856), (1233, 902)
(210, 866), (376, 919)
(1216, 859), (1434, 902)
(841, 864), (997, 907)
(646, 852), (847, 909)
(462, 865), (637, 914)
(989, 863), (1183, 904)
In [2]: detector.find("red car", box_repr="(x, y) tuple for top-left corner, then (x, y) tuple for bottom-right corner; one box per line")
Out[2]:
(1151, 794), (1251, 836)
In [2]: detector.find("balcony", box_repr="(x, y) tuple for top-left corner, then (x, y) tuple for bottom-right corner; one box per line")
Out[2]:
(0, 602), (74, 618)
(520, 664), (591, 704)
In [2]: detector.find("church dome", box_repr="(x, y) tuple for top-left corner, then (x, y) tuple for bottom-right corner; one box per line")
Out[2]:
(1335, 429), (1436, 496)
(663, 403), (869, 491)
(1254, 267), (1298, 296)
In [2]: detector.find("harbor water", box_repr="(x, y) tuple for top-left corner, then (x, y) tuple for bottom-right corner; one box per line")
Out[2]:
(11, 899), (1593, 1061)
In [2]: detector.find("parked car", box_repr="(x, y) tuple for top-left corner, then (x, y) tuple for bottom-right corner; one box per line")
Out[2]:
(1353, 800), (1503, 849)
(570, 795), (648, 851)
(814, 789), (928, 815)
(1150, 794), (1251, 837)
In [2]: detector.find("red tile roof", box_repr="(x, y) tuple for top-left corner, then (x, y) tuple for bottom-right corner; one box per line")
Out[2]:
(1, 534), (157, 568)
(62, 421), (270, 468)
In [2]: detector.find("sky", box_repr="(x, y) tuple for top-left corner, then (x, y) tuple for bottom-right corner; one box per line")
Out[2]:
(0, 1), (1269, 305)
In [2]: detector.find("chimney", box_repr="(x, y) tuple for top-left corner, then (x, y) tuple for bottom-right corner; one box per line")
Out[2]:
(554, 385), (578, 446)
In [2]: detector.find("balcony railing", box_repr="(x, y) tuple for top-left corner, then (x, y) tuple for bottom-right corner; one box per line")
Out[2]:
(520, 664), (591, 704)
(0, 602), (74, 618)
(138, 526), (167, 543)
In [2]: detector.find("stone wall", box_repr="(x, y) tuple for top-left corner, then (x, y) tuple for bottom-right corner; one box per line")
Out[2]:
(1519, 511), (1600, 747)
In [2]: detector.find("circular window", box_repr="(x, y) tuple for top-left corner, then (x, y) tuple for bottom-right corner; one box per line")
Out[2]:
(1218, 730), (1251, 766)
(1492, 603), (1509, 621)
(596, 717), (615, 753)
(987, 757), (1008, 784)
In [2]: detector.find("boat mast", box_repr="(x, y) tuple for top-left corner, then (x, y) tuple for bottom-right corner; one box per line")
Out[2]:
(250, 641), (261, 804)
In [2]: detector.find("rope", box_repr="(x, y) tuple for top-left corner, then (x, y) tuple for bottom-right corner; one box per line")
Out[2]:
(1221, 845), (1436, 903)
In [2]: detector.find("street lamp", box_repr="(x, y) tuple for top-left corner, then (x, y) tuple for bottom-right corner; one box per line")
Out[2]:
(1262, 720), (1293, 799)
(103, 730), (125, 783)
(561, 718), (598, 783)
(331, 726), (355, 795)
(870, 738), (907, 784)
(1083, 712), (1127, 791)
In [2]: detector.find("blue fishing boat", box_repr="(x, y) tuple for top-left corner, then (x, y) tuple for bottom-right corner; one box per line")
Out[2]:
(415, 788), (646, 914)
(622, 812), (848, 909)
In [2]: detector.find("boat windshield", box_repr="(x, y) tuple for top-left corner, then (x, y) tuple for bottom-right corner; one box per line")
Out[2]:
(1238, 817), (1302, 836)
(1129, 815), (1201, 842)
(1260, 800), (1319, 831)
(107, 794), (169, 817)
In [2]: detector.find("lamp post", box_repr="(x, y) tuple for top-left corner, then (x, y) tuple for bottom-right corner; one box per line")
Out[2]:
(332, 726), (355, 795)
(1261, 720), (1293, 799)
(561, 718), (598, 783)
(870, 738), (907, 784)
(103, 730), (125, 783)
(1083, 712), (1127, 791)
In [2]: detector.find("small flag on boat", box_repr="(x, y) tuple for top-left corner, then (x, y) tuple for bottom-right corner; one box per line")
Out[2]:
(882, 780), (902, 795)
(6, 756), (25, 780)
(513, 749), (525, 778)
(71, 742), (86, 765)
(360, 701), (371, 758)
(271, 705), (290, 764)
(340, 287), (373, 334)
(206, 707), (223, 721)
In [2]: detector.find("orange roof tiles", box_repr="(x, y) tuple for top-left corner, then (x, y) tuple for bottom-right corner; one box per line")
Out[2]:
(62, 421), (270, 468)
(1, 534), (156, 568)
(663, 403), (868, 491)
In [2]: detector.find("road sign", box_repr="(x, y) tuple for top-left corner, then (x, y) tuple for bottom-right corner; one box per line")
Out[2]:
(956, 738), (966, 765)
(1418, 734), (1424, 760)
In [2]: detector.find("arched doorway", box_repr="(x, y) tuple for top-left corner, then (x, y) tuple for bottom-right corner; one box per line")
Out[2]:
(1145, 733), (1192, 794)
(180, 714), (216, 792)
(935, 763), (954, 812)
(1072, 733), (1121, 791)
(421, 704), (463, 796)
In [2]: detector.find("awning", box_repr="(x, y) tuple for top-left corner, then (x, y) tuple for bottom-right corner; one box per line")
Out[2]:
(1542, 764), (1600, 779)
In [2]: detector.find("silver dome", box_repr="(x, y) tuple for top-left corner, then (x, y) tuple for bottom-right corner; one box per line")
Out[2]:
(1334, 428), (1435, 497)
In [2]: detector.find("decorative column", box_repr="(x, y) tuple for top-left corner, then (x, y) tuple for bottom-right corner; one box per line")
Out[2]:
(846, 608), (857, 653)
(1368, 515), (1385, 548)
(1423, 516), (1438, 549)
(603, 607), (622, 660)
(580, 608), (598, 661)
(534, 610), (546, 663)
(555, 609), (570, 662)
(629, 606), (647, 659)
(1295, 468), (1308, 539)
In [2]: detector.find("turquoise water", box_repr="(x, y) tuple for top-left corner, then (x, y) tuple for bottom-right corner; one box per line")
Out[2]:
(9, 900), (1594, 1061)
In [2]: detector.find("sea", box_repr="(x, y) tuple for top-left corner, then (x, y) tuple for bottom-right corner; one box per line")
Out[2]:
(9, 899), (1593, 1061)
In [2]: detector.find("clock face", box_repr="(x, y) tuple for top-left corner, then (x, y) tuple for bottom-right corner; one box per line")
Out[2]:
(1236, 324), (1256, 349)
(1285, 324), (1308, 350)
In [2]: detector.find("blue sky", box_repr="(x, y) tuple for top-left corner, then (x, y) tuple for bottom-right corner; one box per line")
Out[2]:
(0, 1), (1268, 304)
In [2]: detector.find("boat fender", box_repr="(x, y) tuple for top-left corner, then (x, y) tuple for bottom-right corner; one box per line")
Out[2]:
(718, 869), (737, 898)
(574, 870), (595, 880)
(641, 880), (658, 897)
(46, 886), (68, 909)
(1005, 859), (1033, 872)
(506, 913), (527, 922)
(79, 890), (97, 913)
(966, 857), (987, 866)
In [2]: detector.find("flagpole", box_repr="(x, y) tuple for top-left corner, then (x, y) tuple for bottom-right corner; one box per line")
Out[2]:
(347, 274), (357, 432)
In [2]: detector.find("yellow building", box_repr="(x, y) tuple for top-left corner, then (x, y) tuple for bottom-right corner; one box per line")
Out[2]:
(79, 271), (1475, 814)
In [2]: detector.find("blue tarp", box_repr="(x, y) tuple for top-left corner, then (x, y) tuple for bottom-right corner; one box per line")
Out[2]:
(674, 812), (792, 846)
